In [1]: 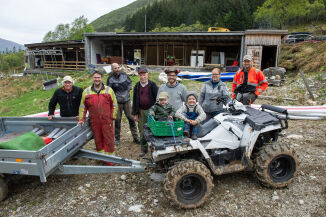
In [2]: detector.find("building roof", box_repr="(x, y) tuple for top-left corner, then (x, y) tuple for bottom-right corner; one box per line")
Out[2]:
(245, 29), (288, 35)
(24, 30), (288, 47)
(25, 40), (84, 48)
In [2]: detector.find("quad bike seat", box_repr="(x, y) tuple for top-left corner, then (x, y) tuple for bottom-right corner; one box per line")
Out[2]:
(197, 119), (220, 138)
(244, 107), (280, 131)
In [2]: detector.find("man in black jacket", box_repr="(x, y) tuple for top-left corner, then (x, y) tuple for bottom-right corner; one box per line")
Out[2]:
(48, 76), (83, 120)
(132, 68), (158, 156)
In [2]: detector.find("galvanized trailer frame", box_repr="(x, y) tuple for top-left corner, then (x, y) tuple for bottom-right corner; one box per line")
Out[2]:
(0, 117), (151, 185)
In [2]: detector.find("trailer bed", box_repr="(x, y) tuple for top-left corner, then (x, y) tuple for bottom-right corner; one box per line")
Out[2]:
(0, 117), (152, 183)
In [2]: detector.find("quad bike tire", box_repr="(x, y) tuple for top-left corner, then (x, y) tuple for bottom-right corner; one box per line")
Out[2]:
(0, 177), (8, 201)
(255, 143), (299, 188)
(163, 160), (213, 209)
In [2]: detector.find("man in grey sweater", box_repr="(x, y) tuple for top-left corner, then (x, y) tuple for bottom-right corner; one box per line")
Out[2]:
(157, 68), (187, 111)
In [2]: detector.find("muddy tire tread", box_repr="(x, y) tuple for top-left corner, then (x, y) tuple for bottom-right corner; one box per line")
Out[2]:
(163, 160), (214, 209)
(255, 142), (299, 188)
(0, 178), (8, 201)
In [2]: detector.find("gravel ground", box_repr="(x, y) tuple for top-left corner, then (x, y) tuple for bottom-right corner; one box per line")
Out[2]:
(0, 84), (325, 217)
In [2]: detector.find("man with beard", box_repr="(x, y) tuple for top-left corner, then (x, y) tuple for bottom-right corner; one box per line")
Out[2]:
(107, 63), (139, 146)
(157, 68), (187, 111)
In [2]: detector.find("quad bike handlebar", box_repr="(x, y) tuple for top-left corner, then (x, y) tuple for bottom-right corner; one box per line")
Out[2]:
(261, 104), (288, 115)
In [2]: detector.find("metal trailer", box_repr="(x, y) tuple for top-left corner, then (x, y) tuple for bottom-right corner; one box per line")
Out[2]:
(0, 117), (153, 201)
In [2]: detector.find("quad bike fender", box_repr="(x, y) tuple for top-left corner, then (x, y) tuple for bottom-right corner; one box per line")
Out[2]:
(192, 140), (247, 176)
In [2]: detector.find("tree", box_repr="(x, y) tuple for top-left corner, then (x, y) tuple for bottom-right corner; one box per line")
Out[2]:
(69, 15), (95, 40)
(151, 21), (207, 32)
(306, 0), (326, 23)
(254, 0), (310, 29)
(42, 16), (94, 42)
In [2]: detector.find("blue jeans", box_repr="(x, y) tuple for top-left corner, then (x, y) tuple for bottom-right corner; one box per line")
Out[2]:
(184, 112), (199, 136)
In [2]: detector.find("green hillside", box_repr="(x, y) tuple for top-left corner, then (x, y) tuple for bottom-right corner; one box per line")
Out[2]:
(91, 0), (154, 32)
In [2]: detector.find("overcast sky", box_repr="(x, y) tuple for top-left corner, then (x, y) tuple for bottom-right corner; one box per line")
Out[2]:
(0, 0), (136, 45)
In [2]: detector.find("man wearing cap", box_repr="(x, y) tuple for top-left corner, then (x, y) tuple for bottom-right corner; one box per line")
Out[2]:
(132, 68), (158, 157)
(157, 68), (188, 111)
(48, 76), (83, 120)
(232, 55), (268, 105)
(107, 63), (139, 146)
(78, 70), (117, 165)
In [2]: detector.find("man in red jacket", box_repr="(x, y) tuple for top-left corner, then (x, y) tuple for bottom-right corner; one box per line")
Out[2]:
(78, 70), (117, 165)
(232, 55), (268, 105)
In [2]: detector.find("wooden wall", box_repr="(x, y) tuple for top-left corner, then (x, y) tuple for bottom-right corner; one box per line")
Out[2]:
(245, 34), (282, 46)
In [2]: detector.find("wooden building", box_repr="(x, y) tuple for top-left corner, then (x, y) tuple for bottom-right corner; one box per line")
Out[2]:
(84, 30), (287, 70)
(24, 30), (287, 71)
(24, 40), (85, 70)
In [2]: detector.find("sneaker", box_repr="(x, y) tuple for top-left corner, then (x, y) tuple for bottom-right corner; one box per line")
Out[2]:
(133, 138), (140, 144)
(139, 147), (148, 157)
(183, 131), (190, 138)
(115, 139), (120, 146)
(191, 134), (198, 140)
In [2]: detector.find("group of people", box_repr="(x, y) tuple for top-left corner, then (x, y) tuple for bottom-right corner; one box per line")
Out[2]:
(48, 54), (268, 161)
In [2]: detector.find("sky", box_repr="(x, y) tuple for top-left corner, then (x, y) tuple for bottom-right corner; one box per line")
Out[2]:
(0, 0), (136, 45)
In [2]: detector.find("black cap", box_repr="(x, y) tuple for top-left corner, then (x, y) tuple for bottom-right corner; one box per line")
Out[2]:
(164, 67), (180, 74)
(138, 68), (148, 74)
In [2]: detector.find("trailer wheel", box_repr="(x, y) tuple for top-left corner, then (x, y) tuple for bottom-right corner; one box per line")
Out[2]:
(163, 160), (213, 209)
(255, 143), (299, 188)
(0, 178), (8, 201)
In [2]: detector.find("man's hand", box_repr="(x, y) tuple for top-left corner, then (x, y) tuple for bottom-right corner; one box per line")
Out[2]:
(168, 115), (173, 120)
(78, 120), (85, 126)
(48, 115), (54, 120)
(75, 116), (79, 121)
(134, 115), (138, 122)
(190, 120), (198, 125)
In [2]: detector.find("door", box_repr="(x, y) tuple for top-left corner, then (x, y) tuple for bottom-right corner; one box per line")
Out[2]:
(246, 46), (262, 69)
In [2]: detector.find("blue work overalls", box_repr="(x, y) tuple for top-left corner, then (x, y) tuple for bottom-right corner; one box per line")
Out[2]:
(184, 104), (199, 136)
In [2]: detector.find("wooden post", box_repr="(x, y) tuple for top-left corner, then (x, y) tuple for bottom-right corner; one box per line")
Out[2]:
(76, 48), (78, 70)
(196, 40), (199, 67)
(240, 36), (245, 68)
(182, 43), (185, 66)
(121, 40), (124, 64)
(157, 41), (159, 65)
(276, 45), (280, 67)
(299, 69), (315, 101)
(145, 43), (148, 65)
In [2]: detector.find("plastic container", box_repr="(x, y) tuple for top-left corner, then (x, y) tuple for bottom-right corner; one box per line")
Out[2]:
(147, 115), (184, 136)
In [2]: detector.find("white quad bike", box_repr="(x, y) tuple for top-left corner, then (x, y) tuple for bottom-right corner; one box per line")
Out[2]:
(144, 100), (299, 209)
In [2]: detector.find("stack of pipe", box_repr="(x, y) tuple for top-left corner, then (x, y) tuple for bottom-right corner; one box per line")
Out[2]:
(252, 104), (326, 120)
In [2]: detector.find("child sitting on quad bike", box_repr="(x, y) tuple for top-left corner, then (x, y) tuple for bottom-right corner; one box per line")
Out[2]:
(149, 92), (175, 121)
(175, 92), (206, 140)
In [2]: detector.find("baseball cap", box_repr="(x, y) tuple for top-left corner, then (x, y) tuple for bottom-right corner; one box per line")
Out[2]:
(158, 92), (169, 99)
(138, 68), (148, 74)
(243, 55), (253, 61)
(62, 76), (74, 83)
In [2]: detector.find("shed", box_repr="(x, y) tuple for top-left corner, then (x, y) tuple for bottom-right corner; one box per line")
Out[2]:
(244, 30), (288, 69)
(24, 40), (85, 70)
(84, 30), (287, 70)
